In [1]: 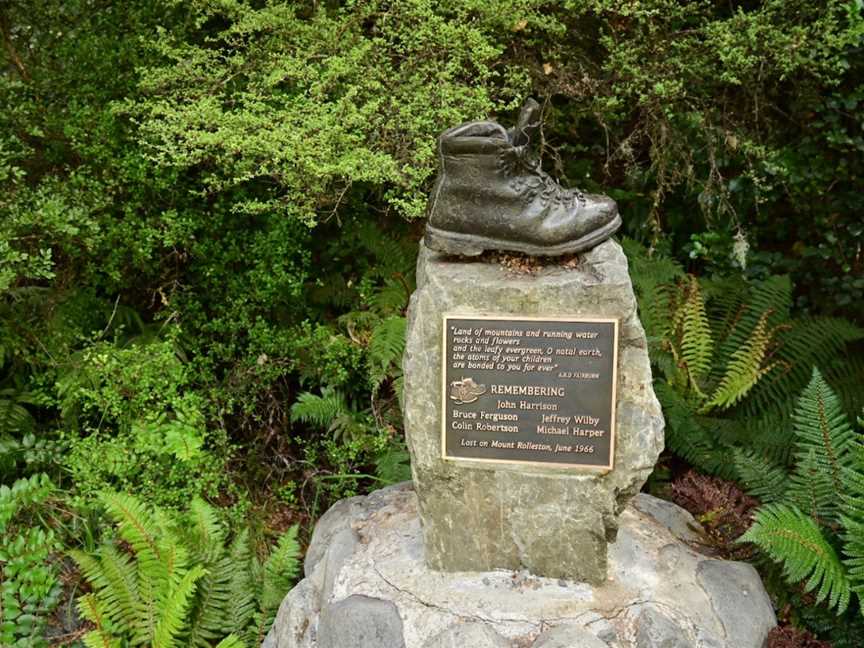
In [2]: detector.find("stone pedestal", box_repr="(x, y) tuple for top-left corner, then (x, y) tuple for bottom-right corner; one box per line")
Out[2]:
(264, 484), (777, 648)
(402, 240), (664, 584)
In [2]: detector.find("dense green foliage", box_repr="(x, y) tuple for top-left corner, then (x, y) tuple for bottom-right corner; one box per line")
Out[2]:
(0, 475), (61, 647)
(625, 239), (864, 478)
(71, 493), (300, 647)
(2, 0), (863, 644)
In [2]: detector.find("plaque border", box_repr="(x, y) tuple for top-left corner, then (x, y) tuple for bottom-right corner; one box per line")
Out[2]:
(440, 314), (619, 472)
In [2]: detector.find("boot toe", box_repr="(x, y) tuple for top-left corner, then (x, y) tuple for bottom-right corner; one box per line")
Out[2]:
(586, 194), (618, 221)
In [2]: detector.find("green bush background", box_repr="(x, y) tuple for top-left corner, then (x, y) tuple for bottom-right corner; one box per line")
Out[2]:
(1, 0), (863, 645)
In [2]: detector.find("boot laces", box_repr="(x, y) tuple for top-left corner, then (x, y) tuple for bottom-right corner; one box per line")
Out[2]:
(497, 145), (585, 208)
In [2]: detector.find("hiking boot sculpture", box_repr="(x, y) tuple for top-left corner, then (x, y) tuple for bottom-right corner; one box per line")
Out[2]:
(424, 99), (621, 257)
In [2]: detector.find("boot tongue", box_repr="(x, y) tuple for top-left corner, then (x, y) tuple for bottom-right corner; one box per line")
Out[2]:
(509, 98), (541, 147)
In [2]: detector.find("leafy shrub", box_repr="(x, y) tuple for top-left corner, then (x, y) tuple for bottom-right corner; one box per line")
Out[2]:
(0, 474), (62, 647)
(57, 337), (230, 507)
(71, 492), (300, 647)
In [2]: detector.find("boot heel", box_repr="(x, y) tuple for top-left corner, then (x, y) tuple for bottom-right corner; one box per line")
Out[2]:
(424, 227), (485, 257)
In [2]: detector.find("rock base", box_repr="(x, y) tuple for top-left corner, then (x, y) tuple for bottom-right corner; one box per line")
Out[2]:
(265, 484), (775, 648)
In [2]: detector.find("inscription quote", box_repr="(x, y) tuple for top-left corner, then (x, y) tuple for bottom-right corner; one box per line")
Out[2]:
(442, 315), (618, 469)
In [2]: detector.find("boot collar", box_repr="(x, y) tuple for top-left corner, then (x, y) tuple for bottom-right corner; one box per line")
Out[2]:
(439, 120), (509, 155)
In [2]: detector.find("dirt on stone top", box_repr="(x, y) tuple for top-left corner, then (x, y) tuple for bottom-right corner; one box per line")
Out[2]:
(477, 250), (584, 275)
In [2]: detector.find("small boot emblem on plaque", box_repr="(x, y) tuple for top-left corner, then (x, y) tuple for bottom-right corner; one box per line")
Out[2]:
(449, 377), (487, 405)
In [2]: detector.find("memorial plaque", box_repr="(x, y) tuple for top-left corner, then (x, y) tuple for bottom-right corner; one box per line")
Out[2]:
(442, 315), (618, 470)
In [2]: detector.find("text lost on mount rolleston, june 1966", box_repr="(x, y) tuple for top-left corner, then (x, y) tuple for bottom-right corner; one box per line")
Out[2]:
(442, 315), (618, 469)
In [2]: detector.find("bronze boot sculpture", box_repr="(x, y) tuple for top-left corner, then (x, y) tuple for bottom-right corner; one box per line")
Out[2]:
(424, 99), (621, 257)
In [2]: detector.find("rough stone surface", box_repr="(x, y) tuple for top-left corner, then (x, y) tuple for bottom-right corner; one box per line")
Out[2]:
(265, 484), (776, 648)
(532, 623), (612, 647)
(317, 595), (405, 648)
(423, 622), (511, 648)
(402, 239), (664, 584)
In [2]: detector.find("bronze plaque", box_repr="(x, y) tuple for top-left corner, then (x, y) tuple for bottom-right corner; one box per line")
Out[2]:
(442, 315), (618, 470)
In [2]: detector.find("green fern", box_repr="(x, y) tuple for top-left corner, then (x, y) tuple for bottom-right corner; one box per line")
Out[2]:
(290, 388), (375, 441)
(674, 276), (715, 391)
(250, 525), (301, 644)
(0, 388), (36, 436)
(72, 493), (302, 647)
(368, 315), (406, 391)
(375, 441), (412, 485)
(290, 389), (348, 428)
(787, 449), (837, 524)
(703, 311), (778, 411)
(627, 241), (864, 493)
(741, 503), (851, 614)
(738, 381), (864, 618)
(790, 369), (857, 521)
(368, 278), (411, 315)
(732, 448), (788, 503)
(223, 530), (257, 636)
(622, 238), (684, 350)
(655, 383), (732, 477)
(78, 593), (119, 648)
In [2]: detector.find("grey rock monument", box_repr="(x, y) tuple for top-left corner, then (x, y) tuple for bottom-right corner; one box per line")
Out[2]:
(264, 105), (776, 647)
(403, 239), (663, 585)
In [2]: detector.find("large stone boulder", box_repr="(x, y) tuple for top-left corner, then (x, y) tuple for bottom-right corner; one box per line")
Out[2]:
(402, 239), (664, 584)
(264, 483), (776, 648)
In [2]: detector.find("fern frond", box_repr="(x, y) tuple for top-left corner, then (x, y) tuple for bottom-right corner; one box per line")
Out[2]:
(368, 316), (406, 390)
(740, 503), (851, 613)
(787, 449), (837, 524)
(735, 411), (796, 466)
(825, 353), (864, 416)
(82, 632), (120, 648)
(153, 564), (206, 648)
(224, 530), (256, 636)
(100, 492), (163, 569)
(676, 276), (714, 386)
(369, 279), (410, 315)
(375, 442), (412, 485)
(0, 392), (35, 435)
(187, 554), (234, 647)
(711, 275), (791, 381)
(78, 594), (120, 648)
(741, 317), (864, 420)
(355, 220), (415, 278)
(704, 312), (777, 411)
(841, 443), (864, 614)
(261, 525), (301, 606)
(290, 390), (348, 428)
(188, 498), (226, 563)
(253, 525), (301, 642)
(655, 383), (730, 477)
(95, 545), (143, 641)
(792, 369), (857, 505)
(732, 449), (788, 502)
(214, 635), (245, 648)
(99, 492), (182, 643)
(621, 238), (683, 344)
(701, 276), (748, 346)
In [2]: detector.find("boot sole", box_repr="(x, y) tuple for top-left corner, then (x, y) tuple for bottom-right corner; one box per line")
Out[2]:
(424, 214), (622, 258)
